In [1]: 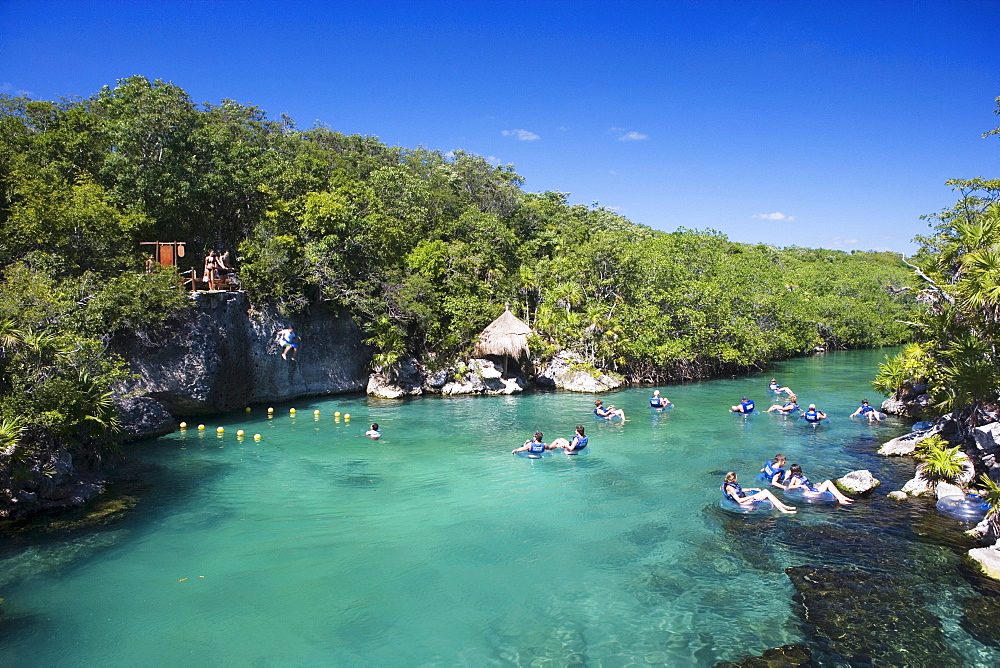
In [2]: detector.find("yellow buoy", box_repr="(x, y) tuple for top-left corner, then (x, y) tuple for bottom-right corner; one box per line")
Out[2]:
(237, 429), (245, 437)
(198, 424), (206, 431)
(344, 413), (351, 420)
(314, 409), (320, 416)
(179, 422), (187, 429)
(253, 433), (262, 441)
(245, 407), (251, 413)
(267, 407), (274, 413)
(334, 411), (341, 417)
(290, 408), (296, 414)
(217, 426), (225, 433)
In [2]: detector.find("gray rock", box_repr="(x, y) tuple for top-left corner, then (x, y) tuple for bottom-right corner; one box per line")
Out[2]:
(439, 359), (524, 396)
(968, 546), (1000, 581)
(970, 515), (1000, 544)
(835, 469), (881, 495)
(114, 395), (175, 442)
(879, 427), (935, 456)
(113, 293), (372, 420)
(974, 422), (1000, 456)
(536, 351), (623, 393)
(888, 491), (908, 501)
(366, 357), (425, 398)
(936, 481), (966, 499)
(901, 458), (976, 497)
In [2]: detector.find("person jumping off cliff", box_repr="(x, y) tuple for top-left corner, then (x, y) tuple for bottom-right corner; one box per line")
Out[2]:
(276, 327), (298, 360)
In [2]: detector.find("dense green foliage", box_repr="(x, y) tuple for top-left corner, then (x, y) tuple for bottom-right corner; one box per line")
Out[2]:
(873, 97), (1000, 424)
(0, 75), (920, 474)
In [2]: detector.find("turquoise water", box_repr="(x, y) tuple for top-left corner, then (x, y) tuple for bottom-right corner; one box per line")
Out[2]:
(1, 348), (998, 665)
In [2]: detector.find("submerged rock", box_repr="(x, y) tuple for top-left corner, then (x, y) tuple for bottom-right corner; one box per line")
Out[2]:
(834, 470), (879, 496)
(961, 595), (1000, 648)
(786, 565), (959, 665)
(887, 490), (908, 501)
(715, 644), (813, 667)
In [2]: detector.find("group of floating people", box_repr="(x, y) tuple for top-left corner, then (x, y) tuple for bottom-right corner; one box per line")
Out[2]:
(721, 453), (855, 514)
(730, 378), (886, 424)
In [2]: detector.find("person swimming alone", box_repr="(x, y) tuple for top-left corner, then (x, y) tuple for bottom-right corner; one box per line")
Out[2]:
(594, 400), (626, 421)
(721, 471), (797, 513)
(649, 390), (672, 408)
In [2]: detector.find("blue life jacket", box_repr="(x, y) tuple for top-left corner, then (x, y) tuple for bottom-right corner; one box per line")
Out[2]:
(789, 474), (817, 492)
(859, 404), (874, 414)
(650, 397), (666, 407)
(722, 482), (744, 500)
(594, 407), (609, 418)
(804, 410), (820, 423)
(528, 440), (546, 454)
(769, 382), (780, 391)
(741, 400), (755, 413)
(763, 460), (786, 483)
(784, 403), (799, 412)
(570, 435), (589, 451)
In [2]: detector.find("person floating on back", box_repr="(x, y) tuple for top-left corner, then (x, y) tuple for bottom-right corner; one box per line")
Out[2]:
(276, 327), (298, 360)
(594, 400), (626, 421)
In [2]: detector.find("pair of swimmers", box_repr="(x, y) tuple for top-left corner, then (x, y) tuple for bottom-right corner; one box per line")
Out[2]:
(762, 396), (827, 423)
(512, 426), (589, 455)
(757, 454), (853, 504)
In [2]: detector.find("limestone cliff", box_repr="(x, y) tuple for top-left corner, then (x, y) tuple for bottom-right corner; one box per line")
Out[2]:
(114, 292), (372, 428)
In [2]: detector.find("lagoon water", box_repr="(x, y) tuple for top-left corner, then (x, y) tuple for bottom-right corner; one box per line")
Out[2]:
(2, 348), (999, 665)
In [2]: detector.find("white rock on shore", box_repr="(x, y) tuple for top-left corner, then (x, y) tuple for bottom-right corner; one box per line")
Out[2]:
(968, 546), (1000, 581)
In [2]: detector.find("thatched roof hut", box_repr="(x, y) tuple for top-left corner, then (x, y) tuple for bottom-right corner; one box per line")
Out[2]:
(474, 309), (532, 360)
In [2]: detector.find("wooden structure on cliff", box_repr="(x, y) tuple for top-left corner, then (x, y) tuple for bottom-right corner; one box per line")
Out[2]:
(474, 308), (532, 373)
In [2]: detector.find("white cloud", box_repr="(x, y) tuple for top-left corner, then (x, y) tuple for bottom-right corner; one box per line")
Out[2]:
(619, 131), (648, 141)
(0, 82), (33, 96)
(557, 126), (570, 131)
(751, 212), (795, 222)
(502, 129), (540, 141)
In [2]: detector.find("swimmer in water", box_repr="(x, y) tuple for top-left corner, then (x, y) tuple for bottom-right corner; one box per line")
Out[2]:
(649, 390), (672, 408)
(512, 431), (548, 456)
(801, 404), (827, 423)
(759, 454), (788, 487)
(365, 423), (381, 439)
(768, 378), (794, 395)
(766, 394), (799, 414)
(721, 472), (797, 513)
(594, 400), (626, 421)
(550, 425), (589, 454)
(850, 399), (885, 422)
(730, 397), (755, 413)
(785, 464), (853, 505)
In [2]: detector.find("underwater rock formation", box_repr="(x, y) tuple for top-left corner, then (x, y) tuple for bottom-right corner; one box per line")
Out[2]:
(961, 595), (1000, 648)
(786, 565), (959, 665)
(714, 644), (813, 667)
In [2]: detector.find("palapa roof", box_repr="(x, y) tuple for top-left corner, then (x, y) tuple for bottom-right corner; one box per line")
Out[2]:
(474, 309), (532, 359)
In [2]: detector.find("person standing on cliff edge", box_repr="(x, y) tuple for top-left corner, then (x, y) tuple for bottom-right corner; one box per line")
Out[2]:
(277, 327), (298, 360)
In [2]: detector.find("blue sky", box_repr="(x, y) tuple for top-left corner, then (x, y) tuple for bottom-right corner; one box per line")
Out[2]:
(1, 0), (998, 252)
